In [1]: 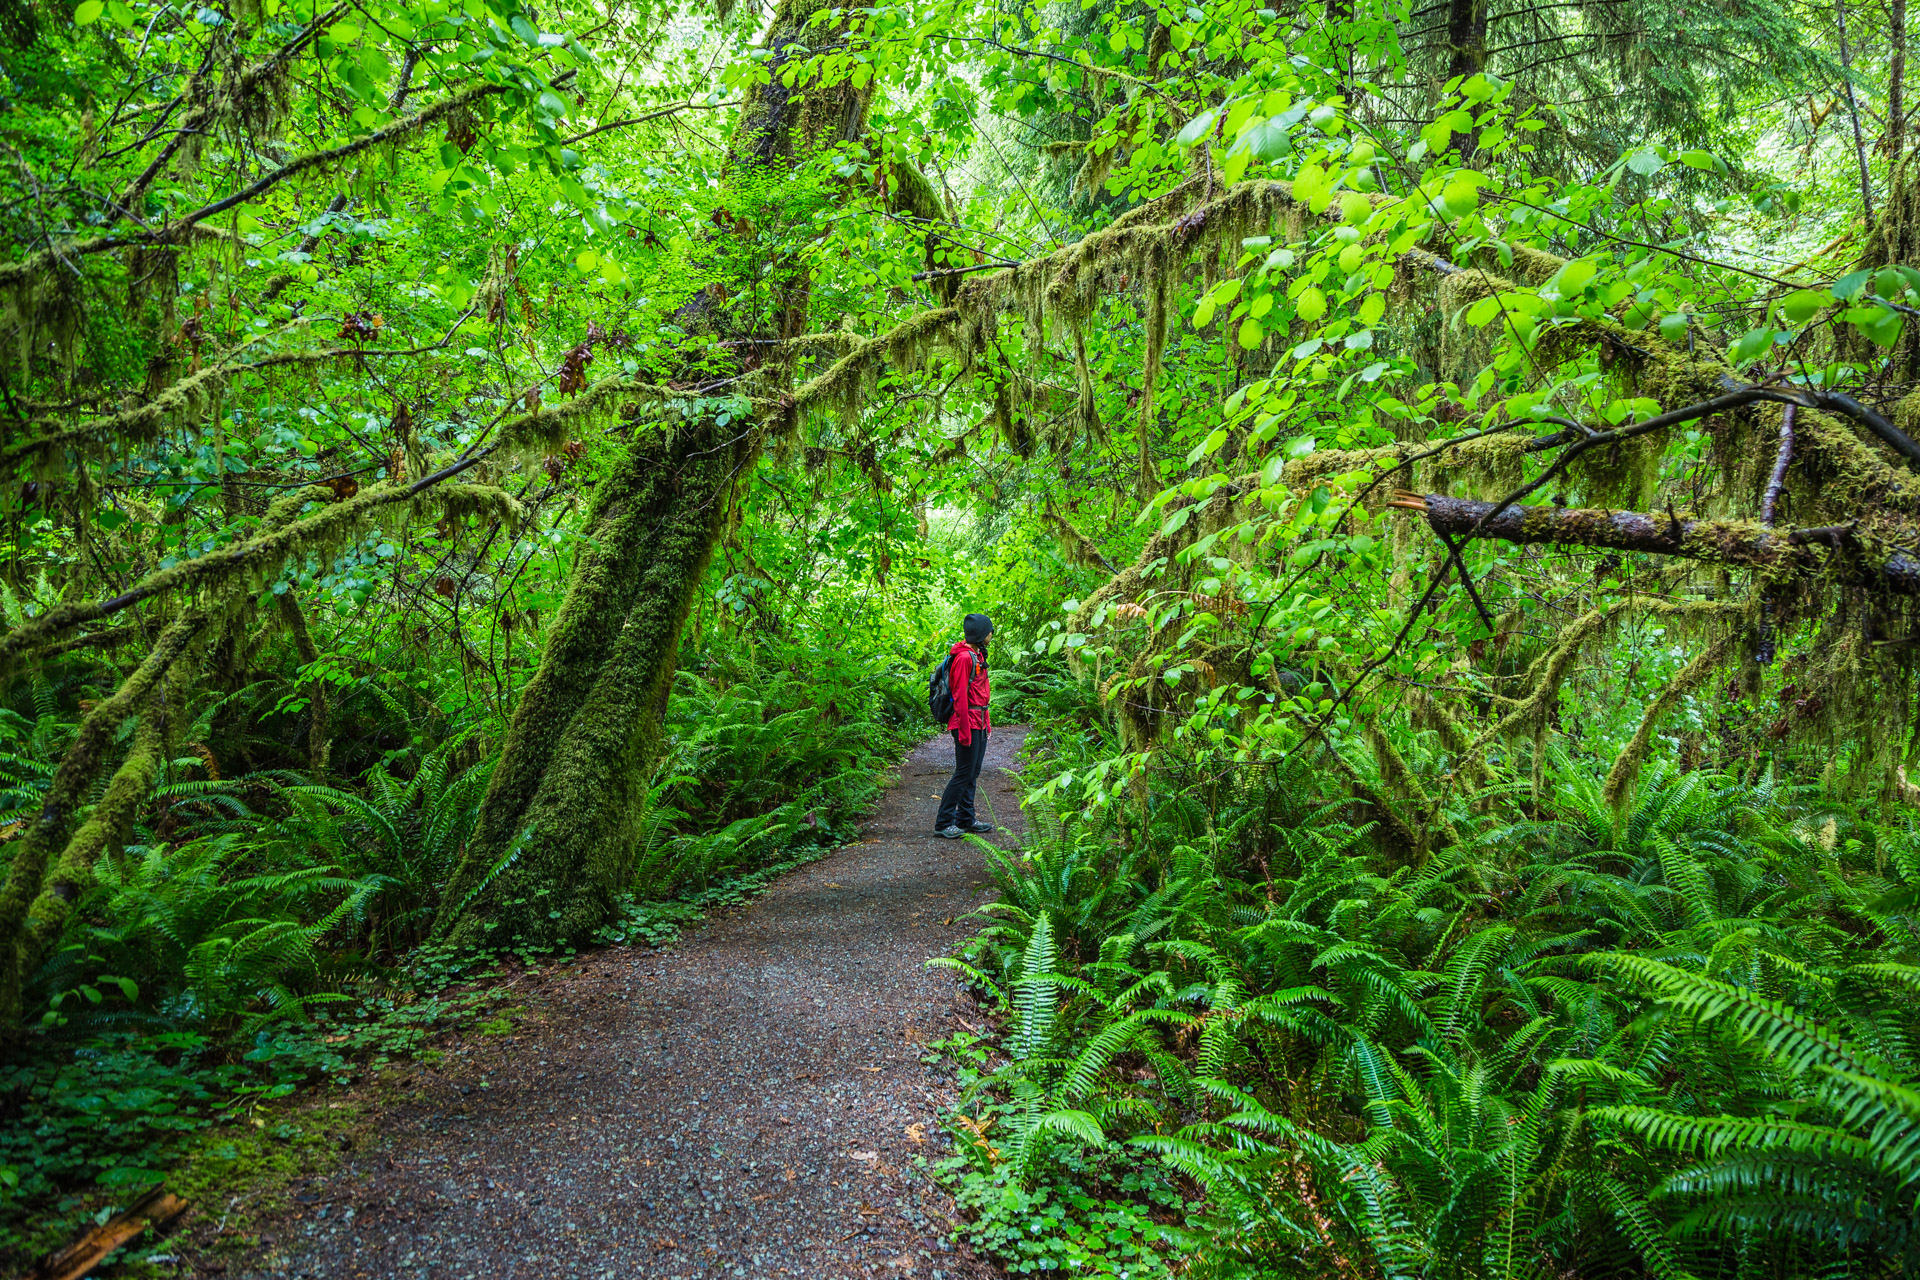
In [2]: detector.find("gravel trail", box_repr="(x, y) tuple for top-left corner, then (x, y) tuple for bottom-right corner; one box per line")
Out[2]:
(238, 728), (1023, 1280)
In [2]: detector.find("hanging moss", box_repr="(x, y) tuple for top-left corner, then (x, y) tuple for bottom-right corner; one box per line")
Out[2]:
(431, 483), (525, 532)
(276, 592), (330, 775)
(1042, 503), (1117, 574)
(1363, 721), (1462, 856)
(1601, 630), (1734, 810)
(776, 306), (961, 428)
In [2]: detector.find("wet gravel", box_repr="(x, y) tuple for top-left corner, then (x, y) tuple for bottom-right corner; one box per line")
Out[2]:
(234, 729), (1024, 1280)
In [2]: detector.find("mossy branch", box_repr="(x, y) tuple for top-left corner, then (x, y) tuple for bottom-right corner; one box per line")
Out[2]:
(0, 608), (210, 1028)
(0, 450), (529, 675)
(24, 709), (167, 961)
(3, 317), (491, 468)
(1395, 493), (1920, 596)
(0, 81), (518, 294)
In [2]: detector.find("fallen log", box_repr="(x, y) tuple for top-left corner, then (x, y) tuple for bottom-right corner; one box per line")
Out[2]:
(1387, 492), (1920, 596)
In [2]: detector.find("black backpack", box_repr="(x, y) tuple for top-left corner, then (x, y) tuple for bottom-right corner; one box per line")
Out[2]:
(927, 652), (957, 724)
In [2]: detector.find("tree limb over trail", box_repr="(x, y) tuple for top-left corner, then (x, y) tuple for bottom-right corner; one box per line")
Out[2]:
(1389, 492), (1920, 596)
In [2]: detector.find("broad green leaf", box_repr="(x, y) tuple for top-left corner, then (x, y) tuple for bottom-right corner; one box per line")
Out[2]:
(1625, 147), (1665, 176)
(1465, 295), (1503, 327)
(1780, 289), (1828, 325)
(1729, 327), (1774, 363)
(1175, 110), (1218, 147)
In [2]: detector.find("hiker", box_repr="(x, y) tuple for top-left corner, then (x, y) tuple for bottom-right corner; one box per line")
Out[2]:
(935, 613), (995, 839)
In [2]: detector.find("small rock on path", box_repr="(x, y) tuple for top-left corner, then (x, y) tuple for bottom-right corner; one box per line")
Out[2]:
(239, 728), (1024, 1280)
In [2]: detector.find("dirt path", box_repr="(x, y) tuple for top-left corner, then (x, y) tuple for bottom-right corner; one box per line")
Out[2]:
(238, 729), (1024, 1280)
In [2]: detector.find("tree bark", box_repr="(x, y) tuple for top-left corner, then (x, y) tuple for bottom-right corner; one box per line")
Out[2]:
(1398, 493), (1920, 595)
(1445, 0), (1489, 85)
(1892, 0), (1908, 169)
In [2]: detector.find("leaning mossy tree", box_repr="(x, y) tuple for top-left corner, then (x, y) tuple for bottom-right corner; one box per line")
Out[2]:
(0, 0), (768, 1025)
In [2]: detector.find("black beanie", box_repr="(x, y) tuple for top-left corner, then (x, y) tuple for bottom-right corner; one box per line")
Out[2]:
(963, 613), (994, 643)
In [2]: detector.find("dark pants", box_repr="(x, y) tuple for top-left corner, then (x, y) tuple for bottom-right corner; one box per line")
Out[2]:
(936, 730), (990, 829)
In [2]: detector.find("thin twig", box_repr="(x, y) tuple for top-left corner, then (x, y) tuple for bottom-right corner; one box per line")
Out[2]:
(1438, 531), (1497, 632)
(1836, 0), (1877, 220)
(1762, 404), (1796, 527)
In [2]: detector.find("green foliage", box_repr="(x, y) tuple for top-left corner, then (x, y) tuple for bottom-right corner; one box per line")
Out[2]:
(936, 676), (1920, 1278)
(4, 0), (1918, 1269)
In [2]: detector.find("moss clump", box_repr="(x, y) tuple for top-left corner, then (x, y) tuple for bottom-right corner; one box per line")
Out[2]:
(164, 1091), (375, 1268)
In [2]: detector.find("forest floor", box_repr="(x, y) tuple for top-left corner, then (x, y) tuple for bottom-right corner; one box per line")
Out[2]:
(218, 728), (1026, 1280)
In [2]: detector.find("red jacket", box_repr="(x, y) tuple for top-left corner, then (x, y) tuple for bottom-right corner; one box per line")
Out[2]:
(948, 640), (991, 744)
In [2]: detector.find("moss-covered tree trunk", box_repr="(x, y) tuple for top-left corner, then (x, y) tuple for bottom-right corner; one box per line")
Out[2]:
(434, 0), (869, 950)
(436, 421), (754, 948)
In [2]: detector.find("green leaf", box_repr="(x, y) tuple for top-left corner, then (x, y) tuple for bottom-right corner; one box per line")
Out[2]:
(1658, 311), (1689, 343)
(1624, 147), (1665, 176)
(72, 0), (103, 23)
(1833, 269), (1873, 300)
(1546, 258), (1596, 296)
(1245, 121), (1291, 161)
(1440, 180), (1479, 217)
(1292, 162), (1325, 206)
(1175, 109), (1218, 147)
(1677, 149), (1724, 173)
(1861, 306), (1905, 348)
(1780, 288), (1828, 325)
(1729, 327), (1774, 364)
(1295, 287), (1327, 322)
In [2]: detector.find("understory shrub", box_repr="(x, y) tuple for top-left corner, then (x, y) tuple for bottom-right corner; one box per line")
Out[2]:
(936, 686), (1920, 1279)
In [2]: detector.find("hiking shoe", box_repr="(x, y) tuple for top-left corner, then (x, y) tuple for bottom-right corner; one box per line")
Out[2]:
(963, 821), (995, 834)
(934, 825), (965, 839)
